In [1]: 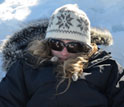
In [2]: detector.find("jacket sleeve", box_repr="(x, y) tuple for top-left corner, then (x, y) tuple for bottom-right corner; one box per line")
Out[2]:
(106, 60), (124, 107)
(112, 74), (124, 107)
(0, 59), (29, 106)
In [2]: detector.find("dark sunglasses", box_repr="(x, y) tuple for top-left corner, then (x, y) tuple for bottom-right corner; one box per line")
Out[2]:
(48, 39), (92, 53)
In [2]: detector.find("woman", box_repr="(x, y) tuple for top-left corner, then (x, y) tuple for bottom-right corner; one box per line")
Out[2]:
(0, 4), (124, 107)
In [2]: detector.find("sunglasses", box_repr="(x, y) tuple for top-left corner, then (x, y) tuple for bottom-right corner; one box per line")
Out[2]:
(48, 39), (92, 53)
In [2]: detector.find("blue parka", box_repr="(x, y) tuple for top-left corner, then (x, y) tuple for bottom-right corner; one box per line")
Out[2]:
(0, 19), (124, 107)
(0, 50), (124, 107)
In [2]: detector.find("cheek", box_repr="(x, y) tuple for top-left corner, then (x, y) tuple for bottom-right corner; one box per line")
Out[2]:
(51, 50), (61, 57)
(69, 53), (76, 57)
(51, 49), (76, 58)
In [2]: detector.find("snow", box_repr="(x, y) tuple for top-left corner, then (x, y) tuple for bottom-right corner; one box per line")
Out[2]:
(0, 0), (124, 80)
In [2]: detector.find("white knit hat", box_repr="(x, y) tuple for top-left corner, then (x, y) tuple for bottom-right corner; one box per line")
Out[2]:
(45, 4), (91, 47)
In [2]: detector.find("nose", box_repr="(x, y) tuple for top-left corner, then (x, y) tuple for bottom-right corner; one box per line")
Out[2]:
(61, 47), (69, 56)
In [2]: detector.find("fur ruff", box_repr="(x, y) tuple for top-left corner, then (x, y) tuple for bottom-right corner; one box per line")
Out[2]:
(91, 27), (113, 46)
(0, 19), (113, 72)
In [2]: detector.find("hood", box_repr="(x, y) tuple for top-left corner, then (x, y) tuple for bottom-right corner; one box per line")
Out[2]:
(0, 19), (113, 72)
(91, 28), (113, 46)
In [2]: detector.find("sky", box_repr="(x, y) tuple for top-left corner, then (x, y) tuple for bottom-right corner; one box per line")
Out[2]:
(0, 0), (124, 80)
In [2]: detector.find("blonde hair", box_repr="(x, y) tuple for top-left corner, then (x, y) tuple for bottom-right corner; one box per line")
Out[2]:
(27, 39), (98, 95)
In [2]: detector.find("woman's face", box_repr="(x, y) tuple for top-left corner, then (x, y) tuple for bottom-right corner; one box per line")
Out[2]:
(51, 40), (76, 61)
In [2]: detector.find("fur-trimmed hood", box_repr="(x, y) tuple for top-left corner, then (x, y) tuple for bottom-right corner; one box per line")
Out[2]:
(0, 19), (113, 71)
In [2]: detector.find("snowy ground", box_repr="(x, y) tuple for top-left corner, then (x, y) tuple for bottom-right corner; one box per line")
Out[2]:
(0, 0), (124, 80)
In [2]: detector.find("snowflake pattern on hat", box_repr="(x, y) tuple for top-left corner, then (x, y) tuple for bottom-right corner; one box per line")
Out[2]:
(48, 15), (55, 27)
(56, 12), (73, 29)
(77, 17), (89, 32)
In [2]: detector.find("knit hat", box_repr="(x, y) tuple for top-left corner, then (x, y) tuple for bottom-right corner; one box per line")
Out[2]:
(45, 4), (91, 47)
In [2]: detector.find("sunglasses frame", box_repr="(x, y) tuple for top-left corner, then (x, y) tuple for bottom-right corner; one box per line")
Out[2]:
(48, 39), (92, 54)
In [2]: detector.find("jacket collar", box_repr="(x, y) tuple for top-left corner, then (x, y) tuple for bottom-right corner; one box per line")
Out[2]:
(87, 49), (112, 69)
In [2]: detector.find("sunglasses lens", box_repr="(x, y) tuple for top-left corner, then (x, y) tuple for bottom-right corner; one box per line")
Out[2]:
(67, 42), (81, 53)
(48, 39), (63, 51)
(67, 42), (91, 53)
